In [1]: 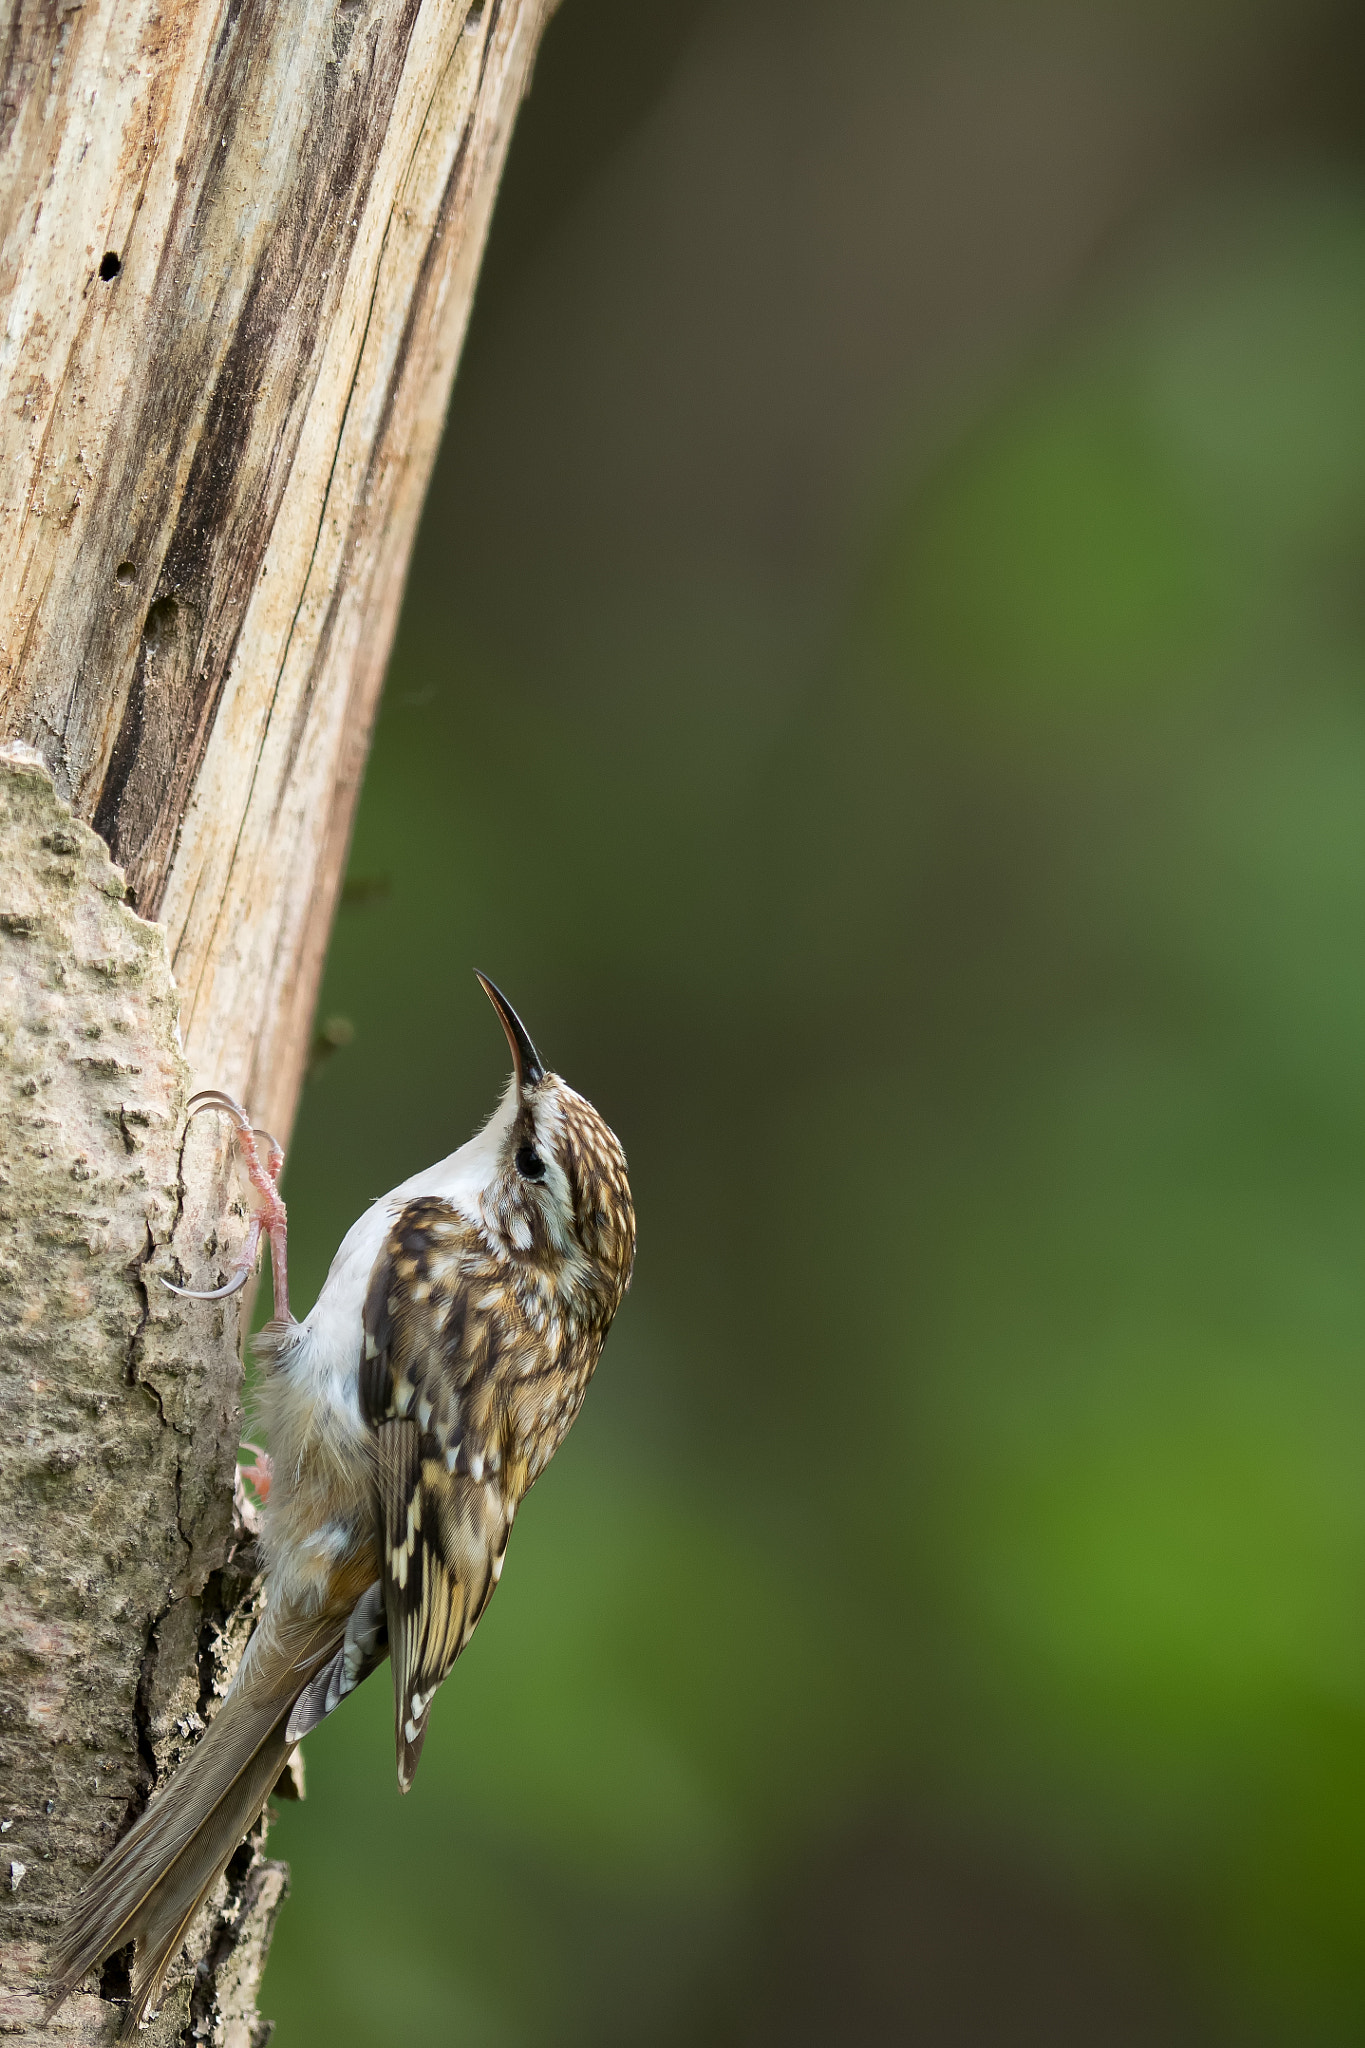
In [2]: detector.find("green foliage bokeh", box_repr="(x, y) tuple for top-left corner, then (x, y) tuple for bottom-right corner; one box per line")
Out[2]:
(256, 16), (1365, 2040)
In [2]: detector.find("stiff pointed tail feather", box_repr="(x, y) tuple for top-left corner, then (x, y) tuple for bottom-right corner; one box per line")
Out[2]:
(46, 1617), (344, 2035)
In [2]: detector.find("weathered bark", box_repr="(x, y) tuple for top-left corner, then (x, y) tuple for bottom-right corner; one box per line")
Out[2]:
(0, 0), (555, 2034)
(0, 742), (273, 2043)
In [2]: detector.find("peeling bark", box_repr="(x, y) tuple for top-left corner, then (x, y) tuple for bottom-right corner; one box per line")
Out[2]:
(0, 0), (557, 2033)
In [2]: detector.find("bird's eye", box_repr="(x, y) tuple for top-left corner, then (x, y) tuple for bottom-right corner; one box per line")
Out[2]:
(515, 1142), (546, 1182)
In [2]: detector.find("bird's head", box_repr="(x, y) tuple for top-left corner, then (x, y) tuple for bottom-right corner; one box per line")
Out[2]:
(473, 973), (635, 1328)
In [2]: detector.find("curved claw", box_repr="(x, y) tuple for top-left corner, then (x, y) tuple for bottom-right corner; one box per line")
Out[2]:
(162, 1212), (263, 1301)
(185, 1094), (282, 1175)
(187, 1089), (254, 1129)
(162, 1271), (252, 1302)
(176, 1090), (292, 1323)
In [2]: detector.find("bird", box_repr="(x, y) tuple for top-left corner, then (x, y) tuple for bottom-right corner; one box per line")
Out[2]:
(46, 973), (636, 2034)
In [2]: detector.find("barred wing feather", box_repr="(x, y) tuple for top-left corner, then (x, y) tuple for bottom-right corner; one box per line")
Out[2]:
(361, 1198), (515, 1791)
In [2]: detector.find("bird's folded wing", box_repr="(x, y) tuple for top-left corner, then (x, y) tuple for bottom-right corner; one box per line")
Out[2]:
(361, 1197), (515, 1790)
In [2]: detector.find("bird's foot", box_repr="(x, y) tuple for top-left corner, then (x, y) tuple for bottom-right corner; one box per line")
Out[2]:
(163, 1090), (292, 1323)
(238, 1443), (274, 1505)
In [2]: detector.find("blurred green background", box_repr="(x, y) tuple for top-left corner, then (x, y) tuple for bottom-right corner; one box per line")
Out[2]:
(260, 1), (1365, 2040)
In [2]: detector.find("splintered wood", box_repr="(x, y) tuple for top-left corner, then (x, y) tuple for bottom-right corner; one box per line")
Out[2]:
(0, 0), (554, 1136)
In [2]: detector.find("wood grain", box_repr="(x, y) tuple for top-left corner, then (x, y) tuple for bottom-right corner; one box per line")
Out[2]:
(0, 3), (556, 2032)
(0, 0), (555, 1135)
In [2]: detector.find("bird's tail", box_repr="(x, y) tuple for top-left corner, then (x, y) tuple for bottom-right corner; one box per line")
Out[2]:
(46, 1614), (343, 2035)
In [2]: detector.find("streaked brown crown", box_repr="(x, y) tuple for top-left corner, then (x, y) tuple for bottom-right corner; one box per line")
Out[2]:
(558, 1083), (636, 1317)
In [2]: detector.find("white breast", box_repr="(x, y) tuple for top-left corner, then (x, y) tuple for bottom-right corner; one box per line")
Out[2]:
(276, 1083), (516, 1448)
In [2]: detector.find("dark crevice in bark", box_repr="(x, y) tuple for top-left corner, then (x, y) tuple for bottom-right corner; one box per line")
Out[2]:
(184, 1842), (286, 2048)
(95, 1596), (169, 2017)
(124, 1220), (156, 1388)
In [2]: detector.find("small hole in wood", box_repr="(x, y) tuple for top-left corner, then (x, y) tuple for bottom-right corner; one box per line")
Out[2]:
(98, 251), (121, 280)
(115, 561), (136, 586)
(143, 595), (178, 652)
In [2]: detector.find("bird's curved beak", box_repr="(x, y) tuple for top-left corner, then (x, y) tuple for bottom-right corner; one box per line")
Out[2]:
(475, 972), (546, 1092)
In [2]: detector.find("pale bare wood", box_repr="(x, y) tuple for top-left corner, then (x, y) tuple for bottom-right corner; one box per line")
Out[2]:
(0, 0), (554, 1132)
(0, 1), (557, 2034)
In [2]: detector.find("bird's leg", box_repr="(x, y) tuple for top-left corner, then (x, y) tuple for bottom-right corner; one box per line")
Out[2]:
(238, 1442), (274, 1505)
(163, 1089), (292, 1326)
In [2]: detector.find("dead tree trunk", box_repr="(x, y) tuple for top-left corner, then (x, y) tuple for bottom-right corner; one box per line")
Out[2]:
(0, 2), (556, 2035)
